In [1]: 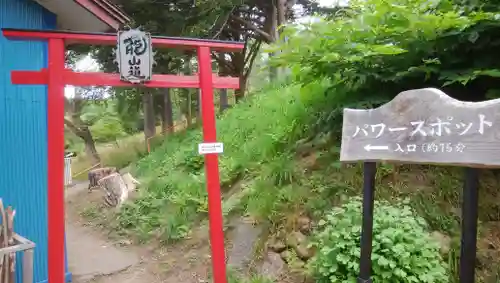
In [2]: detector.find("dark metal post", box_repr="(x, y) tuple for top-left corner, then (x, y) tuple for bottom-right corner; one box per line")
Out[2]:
(459, 167), (480, 283)
(358, 162), (377, 283)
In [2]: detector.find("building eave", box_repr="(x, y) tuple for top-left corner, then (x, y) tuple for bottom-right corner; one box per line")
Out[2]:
(73, 0), (130, 30)
(34, 0), (130, 32)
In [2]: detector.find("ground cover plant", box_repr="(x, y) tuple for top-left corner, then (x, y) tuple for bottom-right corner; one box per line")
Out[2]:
(309, 198), (449, 283)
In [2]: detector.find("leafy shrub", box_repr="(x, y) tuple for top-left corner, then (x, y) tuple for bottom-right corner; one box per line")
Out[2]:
(308, 198), (448, 283)
(90, 115), (127, 143)
(272, 0), (495, 88)
(268, 0), (497, 136)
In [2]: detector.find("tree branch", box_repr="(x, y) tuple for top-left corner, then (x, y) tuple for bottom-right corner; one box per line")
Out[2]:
(244, 40), (262, 80)
(212, 52), (236, 73)
(64, 118), (84, 137)
(230, 15), (274, 43)
(211, 6), (236, 39)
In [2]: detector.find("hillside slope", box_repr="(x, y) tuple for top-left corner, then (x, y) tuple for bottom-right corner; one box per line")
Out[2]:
(117, 81), (333, 240)
(111, 81), (500, 282)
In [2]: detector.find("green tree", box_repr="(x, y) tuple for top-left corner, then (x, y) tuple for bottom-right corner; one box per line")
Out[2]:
(91, 115), (127, 144)
(64, 50), (113, 165)
(87, 0), (322, 96)
(270, 0), (498, 135)
(67, 0), (324, 145)
(64, 88), (108, 165)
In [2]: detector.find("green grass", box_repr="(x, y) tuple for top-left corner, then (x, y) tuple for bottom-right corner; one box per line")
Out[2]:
(70, 124), (185, 181)
(227, 270), (273, 283)
(115, 81), (333, 242)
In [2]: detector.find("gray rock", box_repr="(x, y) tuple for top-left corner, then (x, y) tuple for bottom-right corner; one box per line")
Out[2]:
(286, 231), (307, 249)
(268, 240), (287, 253)
(227, 218), (263, 272)
(295, 244), (315, 261)
(280, 250), (293, 263)
(291, 260), (305, 269)
(259, 251), (286, 280)
(297, 216), (312, 235)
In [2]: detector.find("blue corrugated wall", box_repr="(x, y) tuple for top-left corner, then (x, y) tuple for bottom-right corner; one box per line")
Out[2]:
(0, 0), (71, 282)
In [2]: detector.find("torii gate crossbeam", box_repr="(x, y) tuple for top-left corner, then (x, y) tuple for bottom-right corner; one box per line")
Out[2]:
(1, 28), (244, 283)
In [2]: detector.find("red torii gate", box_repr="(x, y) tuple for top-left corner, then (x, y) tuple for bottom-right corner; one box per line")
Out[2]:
(1, 28), (244, 283)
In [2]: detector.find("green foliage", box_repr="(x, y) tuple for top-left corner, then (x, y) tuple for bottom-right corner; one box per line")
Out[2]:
(114, 88), (143, 134)
(309, 198), (448, 283)
(70, 99), (129, 143)
(269, 0), (499, 135)
(274, 0), (493, 85)
(89, 1), (500, 280)
(85, 8), (500, 282)
(90, 115), (127, 143)
(79, 103), (106, 125)
(116, 81), (333, 241)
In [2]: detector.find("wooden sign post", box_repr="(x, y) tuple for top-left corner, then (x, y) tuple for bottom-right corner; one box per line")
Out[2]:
(340, 88), (498, 283)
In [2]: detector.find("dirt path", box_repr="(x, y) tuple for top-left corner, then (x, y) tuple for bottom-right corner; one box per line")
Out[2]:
(65, 181), (213, 283)
(66, 221), (139, 282)
(63, 174), (291, 283)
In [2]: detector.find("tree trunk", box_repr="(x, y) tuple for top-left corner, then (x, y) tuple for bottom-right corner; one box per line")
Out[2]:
(276, 0), (287, 79)
(196, 89), (202, 124)
(162, 88), (174, 134)
(218, 58), (231, 111)
(235, 76), (248, 103)
(183, 58), (193, 127)
(220, 89), (229, 113)
(65, 91), (101, 165)
(277, 0), (286, 31)
(142, 91), (156, 143)
(87, 167), (117, 192)
(65, 118), (101, 166)
(268, 1), (279, 81)
(80, 128), (101, 165)
(186, 90), (192, 127)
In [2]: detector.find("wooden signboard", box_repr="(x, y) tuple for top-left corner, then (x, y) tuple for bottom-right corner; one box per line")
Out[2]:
(340, 88), (500, 167)
(340, 87), (493, 283)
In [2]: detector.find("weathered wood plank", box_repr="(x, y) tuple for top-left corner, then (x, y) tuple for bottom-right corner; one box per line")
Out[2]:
(340, 88), (500, 167)
(0, 234), (35, 256)
(22, 249), (33, 283)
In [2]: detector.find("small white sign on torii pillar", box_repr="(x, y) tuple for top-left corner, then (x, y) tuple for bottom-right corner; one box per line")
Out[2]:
(198, 142), (224, 155)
